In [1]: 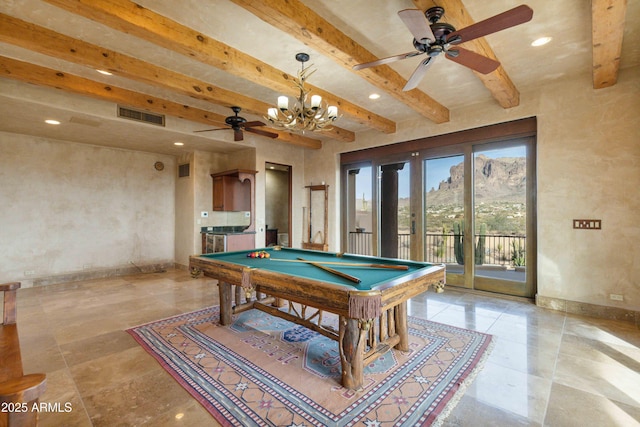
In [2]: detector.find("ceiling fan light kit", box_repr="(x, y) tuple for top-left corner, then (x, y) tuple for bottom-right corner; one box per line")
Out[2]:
(353, 5), (533, 91)
(266, 53), (339, 132)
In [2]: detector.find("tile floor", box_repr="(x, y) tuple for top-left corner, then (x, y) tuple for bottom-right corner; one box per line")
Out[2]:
(9, 269), (640, 426)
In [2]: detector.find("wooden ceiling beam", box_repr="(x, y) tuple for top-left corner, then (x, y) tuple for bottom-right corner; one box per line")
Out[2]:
(42, 0), (393, 138)
(230, 0), (449, 124)
(592, 0), (627, 89)
(0, 13), (320, 148)
(413, 0), (521, 108)
(0, 56), (322, 149)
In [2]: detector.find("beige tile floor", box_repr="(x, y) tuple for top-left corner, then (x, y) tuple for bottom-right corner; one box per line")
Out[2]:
(9, 269), (640, 426)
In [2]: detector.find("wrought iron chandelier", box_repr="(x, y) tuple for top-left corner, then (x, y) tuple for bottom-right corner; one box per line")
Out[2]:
(266, 53), (338, 132)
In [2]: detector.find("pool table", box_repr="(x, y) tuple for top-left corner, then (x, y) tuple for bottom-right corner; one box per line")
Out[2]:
(189, 247), (445, 390)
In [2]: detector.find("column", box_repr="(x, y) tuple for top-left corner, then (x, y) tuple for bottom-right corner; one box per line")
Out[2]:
(380, 163), (404, 258)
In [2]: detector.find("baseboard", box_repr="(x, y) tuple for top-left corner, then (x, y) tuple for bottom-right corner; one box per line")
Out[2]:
(536, 295), (639, 328)
(20, 262), (176, 288)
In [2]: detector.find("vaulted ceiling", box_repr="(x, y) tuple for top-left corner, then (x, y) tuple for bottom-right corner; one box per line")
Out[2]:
(0, 0), (637, 155)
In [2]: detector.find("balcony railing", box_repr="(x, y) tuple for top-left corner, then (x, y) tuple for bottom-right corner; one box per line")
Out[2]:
(348, 231), (526, 267)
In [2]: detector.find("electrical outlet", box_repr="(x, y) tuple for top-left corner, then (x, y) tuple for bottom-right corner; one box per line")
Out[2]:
(609, 294), (624, 301)
(24, 270), (36, 276)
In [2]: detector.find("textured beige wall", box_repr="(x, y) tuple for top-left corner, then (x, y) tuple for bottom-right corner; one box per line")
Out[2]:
(304, 67), (639, 311)
(536, 70), (639, 310)
(174, 152), (195, 268)
(0, 132), (176, 286)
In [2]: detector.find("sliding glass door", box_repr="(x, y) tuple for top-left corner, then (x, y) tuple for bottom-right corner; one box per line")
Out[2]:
(341, 119), (537, 298)
(424, 153), (466, 286)
(344, 164), (373, 255)
(472, 141), (535, 297)
(420, 140), (535, 296)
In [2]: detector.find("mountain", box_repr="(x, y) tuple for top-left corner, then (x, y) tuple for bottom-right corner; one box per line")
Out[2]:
(427, 155), (526, 205)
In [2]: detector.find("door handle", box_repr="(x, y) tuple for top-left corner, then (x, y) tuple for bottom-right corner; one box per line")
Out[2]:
(411, 220), (416, 235)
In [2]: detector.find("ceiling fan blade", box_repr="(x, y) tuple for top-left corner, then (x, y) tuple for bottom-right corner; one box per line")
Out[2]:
(245, 127), (278, 139)
(398, 9), (436, 44)
(403, 56), (435, 91)
(446, 47), (500, 74)
(194, 127), (227, 133)
(353, 51), (423, 71)
(446, 5), (533, 45)
(234, 129), (243, 141)
(243, 121), (266, 128)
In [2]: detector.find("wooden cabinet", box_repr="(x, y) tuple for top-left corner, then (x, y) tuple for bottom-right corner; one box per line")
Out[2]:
(211, 169), (257, 212)
(212, 175), (248, 211)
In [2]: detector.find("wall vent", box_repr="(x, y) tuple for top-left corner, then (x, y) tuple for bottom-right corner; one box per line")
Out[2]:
(178, 163), (190, 178)
(117, 106), (165, 126)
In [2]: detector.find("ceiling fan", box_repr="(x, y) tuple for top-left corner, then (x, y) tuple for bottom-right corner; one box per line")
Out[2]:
(353, 5), (533, 91)
(195, 106), (278, 141)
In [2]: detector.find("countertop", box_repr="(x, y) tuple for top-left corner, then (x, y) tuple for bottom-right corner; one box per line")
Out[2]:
(201, 226), (255, 235)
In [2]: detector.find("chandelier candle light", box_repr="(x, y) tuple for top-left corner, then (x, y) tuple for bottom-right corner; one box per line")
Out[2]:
(266, 53), (339, 132)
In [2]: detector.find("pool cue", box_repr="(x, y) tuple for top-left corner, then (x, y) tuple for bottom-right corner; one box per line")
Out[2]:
(269, 258), (409, 270)
(297, 257), (362, 284)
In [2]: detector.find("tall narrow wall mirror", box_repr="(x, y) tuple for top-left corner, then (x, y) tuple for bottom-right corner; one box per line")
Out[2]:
(303, 184), (328, 251)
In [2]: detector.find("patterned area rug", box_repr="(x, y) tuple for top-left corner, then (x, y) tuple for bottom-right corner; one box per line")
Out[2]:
(127, 306), (493, 426)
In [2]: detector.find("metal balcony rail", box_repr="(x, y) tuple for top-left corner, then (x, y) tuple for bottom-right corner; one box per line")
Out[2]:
(348, 231), (526, 266)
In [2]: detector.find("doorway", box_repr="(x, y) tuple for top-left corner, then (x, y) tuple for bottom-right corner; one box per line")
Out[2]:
(265, 162), (291, 247)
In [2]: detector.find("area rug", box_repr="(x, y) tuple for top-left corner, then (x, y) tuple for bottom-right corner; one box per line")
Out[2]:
(127, 306), (493, 426)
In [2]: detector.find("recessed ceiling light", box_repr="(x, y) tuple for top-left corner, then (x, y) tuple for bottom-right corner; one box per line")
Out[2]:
(96, 69), (113, 75)
(531, 37), (552, 47)
(174, 142), (184, 146)
(369, 93), (381, 100)
(45, 119), (61, 125)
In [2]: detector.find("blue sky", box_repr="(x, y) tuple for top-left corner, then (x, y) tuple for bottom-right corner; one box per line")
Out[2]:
(355, 145), (526, 199)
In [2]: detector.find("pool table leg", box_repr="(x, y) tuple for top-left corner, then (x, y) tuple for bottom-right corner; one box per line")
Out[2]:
(395, 301), (409, 352)
(339, 317), (370, 390)
(218, 281), (232, 325)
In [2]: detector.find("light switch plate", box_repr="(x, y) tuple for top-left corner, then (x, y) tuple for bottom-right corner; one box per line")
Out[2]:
(573, 219), (601, 229)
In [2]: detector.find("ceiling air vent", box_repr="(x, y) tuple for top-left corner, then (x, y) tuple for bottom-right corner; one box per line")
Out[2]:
(117, 106), (165, 126)
(178, 163), (190, 178)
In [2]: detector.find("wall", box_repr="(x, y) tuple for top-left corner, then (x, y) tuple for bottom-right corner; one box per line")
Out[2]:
(305, 67), (639, 314)
(174, 152), (195, 269)
(0, 132), (176, 287)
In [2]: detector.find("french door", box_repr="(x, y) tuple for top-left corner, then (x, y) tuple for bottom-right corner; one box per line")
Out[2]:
(421, 140), (536, 297)
(342, 138), (536, 298)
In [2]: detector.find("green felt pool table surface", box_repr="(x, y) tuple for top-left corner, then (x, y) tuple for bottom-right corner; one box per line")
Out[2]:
(195, 246), (441, 291)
